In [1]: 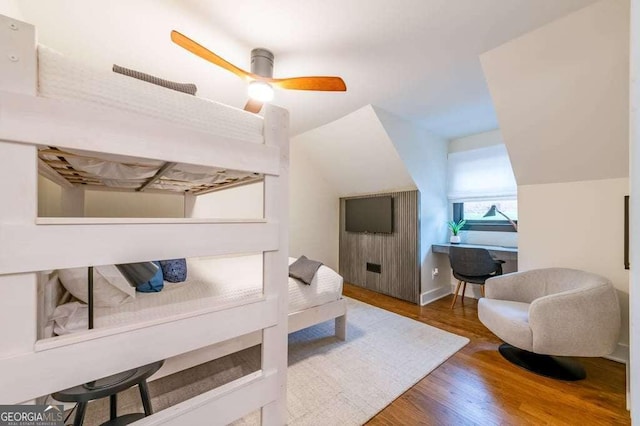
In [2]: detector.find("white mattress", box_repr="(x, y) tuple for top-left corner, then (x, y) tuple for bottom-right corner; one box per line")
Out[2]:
(92, 255), (343, 330)
(37, 45), (264, 145)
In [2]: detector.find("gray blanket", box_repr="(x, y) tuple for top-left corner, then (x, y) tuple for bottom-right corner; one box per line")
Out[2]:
(289, 256), (323, 285)
(113, 64), (198, 95)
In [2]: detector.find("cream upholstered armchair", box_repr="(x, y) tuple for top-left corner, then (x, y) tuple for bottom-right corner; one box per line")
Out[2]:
(478, 268), (620, 380)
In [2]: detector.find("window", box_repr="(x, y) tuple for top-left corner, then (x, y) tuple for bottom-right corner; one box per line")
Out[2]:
(447, 143), (518, 232)
(453, 199), (518, 232)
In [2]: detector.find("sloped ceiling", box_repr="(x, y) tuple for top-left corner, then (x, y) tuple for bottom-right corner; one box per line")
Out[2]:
(480, 0), (629, 185)
(293, 105), (415, 196)
(3, 0), (600, 138)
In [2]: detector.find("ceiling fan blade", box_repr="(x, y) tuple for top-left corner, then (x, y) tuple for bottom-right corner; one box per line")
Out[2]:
(171, 30), (252, 81)
(269, 76), (346, 91)
(244, 99), (263, 114)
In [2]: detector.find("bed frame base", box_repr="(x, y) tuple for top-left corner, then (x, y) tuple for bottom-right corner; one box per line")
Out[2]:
(151, 298), (348, 382)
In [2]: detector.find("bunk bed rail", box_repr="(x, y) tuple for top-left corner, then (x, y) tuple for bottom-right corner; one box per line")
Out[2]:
(0, 91), (279, 176)
(0, 297), (277, 404)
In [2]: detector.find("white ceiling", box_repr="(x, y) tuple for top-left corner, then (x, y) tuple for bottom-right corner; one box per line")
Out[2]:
(6, 0), (598, 138)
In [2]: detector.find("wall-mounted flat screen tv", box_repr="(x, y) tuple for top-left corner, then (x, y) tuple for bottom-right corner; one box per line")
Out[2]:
(345, 196), (393, 233)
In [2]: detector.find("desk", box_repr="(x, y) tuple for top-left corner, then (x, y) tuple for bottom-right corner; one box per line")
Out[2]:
(432, 243), (518, 262)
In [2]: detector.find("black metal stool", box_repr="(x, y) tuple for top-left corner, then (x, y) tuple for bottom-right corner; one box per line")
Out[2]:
(52, 360), (163, 426)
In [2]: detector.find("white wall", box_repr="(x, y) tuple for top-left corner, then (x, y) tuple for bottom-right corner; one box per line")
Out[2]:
(39, 177), (262, 220)
(189, 182), (263, 219)
(0, 0), (23, 20)
(519, 178), (630, 355)
(84, 190), (184, 218)
(628, 0), (638, 417)
(373, 107), (450, 303)
(289, 136), (340, 270)
(37, 176), (62, 217)
(39, 175), (185, 218)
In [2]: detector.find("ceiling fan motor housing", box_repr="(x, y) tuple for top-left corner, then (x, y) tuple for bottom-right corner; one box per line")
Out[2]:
(251, 48), (274, 78)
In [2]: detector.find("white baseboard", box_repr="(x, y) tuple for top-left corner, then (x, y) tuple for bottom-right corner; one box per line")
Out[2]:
(626, 362), (630, 411)
(605, 342), (629, 364)
(420, 286), (451, 305)
(604, 343), (628, 410)
(421, 282), (485, 305)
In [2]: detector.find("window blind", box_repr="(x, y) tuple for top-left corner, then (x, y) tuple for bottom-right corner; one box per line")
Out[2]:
(447, 144), (517, 202)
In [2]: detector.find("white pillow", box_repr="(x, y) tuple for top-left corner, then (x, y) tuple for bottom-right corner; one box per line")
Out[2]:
(58, 265), (136, 307)
(51, 302), (88, 335)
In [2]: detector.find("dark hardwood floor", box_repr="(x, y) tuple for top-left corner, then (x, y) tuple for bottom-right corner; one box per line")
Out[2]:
(342, 283), (630, 426)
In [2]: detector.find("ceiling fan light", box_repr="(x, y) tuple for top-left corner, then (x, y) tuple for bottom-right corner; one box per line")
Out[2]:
(248, 80), (274, 102)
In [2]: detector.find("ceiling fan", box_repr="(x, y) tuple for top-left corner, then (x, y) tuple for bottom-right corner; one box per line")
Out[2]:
(171, 30), (347, 114)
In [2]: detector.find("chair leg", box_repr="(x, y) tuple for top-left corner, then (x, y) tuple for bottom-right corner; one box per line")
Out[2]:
(110, 394), (117, 420)
(461, 282), (467, 304)
(335, 314), (347, 341)
(450, 280), (462, 309)
(73, 402), (87, 426)
(481, 285), (485, 298)
(139, 380), (153, 416)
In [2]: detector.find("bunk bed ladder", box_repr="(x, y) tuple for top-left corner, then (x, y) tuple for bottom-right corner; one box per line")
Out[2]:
(260, 105), (290, 425)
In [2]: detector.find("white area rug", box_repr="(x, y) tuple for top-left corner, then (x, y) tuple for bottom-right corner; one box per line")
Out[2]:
(240, 297), (469, 425)
(81, 297), (468, 425)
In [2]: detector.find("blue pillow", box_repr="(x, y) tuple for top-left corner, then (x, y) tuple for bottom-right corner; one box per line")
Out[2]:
(136, 261), (164, 293)
(160, 259), (187, 283)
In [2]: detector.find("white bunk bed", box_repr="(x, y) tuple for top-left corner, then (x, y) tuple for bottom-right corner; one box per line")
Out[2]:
(0, 14), (346, 425)
(41, 255), (347, 383)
